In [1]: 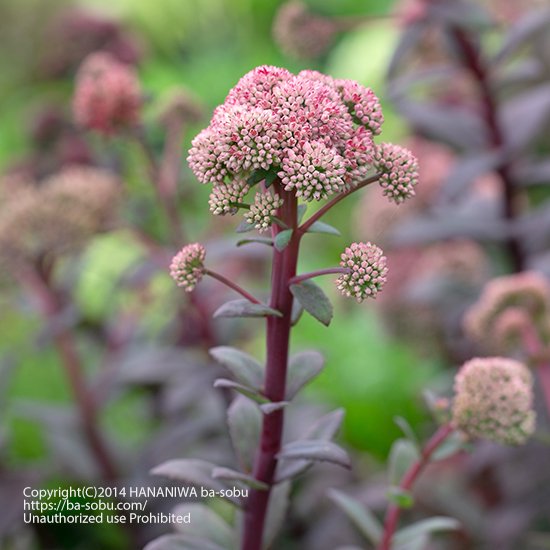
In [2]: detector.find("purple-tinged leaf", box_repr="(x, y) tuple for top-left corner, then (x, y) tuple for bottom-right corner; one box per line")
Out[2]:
(213, 299), (282, 319)
(212, 467), (268, 490)
(493, 9), (550, 64)
(500, 83), (550, 152)
(172, 504), (232, 547)
(274, 229), (293, 251)
(227, 395), (261, 472)
(259, 401), (288, 415)
(328, 489), (382, 546)
(209, 346), (263, 387)
(286, 351), (325, 400)
(214, 378), (268, 404)
(264, 481), (291, 548)
(277, 439), (351, 468)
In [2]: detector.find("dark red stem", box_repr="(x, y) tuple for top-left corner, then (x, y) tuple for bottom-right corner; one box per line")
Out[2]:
(21, 268), (118, 481)
(298, 174), (381, 235)
(288, 267), (348, 286)
(451, 28), (524, 272)
(205, 269), (262, 304)
(379, 423), (454, 550)
(241, 180), (300, 550)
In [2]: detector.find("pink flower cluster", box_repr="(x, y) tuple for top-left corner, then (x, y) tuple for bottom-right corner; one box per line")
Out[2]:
(336, 242), (388, 302)
(245, 191), (284, 232)
(452, 357), (535, 446)
(73, 52), (141, 135)
(188, 66), (390, 203)
(169, 243), (206, 292)
(373, 143), (419, 204)
(208, 179), (250, 216)
(464, 271), (550, 350)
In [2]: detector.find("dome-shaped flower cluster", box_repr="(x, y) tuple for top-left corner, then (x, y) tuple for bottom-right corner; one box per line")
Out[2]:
(73, 52), (141, 135)
(209, 180), (250, 216)
(336, 242), (388, 302)
(169, 243), (206, 292)
(452, 357), (535, 446)
(0, 167), (120, 271)
(245, 191), (284, 232)
(188, 66), (410, 205)
(464, 272), (550, 350)
(373, 143), (419, 204)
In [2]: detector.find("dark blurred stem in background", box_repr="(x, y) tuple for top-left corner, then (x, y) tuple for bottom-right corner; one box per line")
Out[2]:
(20, 266), (118, 482)
(242, 181), (300, 550)
(133, 125), (217, 351)
(451, 28), (525, 273)
(521, 325), (550, 417)
(379, 423), (455, 550)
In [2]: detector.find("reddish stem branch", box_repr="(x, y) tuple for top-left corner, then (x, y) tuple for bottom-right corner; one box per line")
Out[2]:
(298, 174), (380, 234)
(21, 268), (118, 481)
(241, 181), (300, 550)
(379, 424), (454, 550)
(451, 29), (524, 272)
(205, 269), (262, 305)
(288, 267), (348, 286)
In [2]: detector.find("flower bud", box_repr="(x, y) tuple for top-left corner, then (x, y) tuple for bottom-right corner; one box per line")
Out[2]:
(169, 243), (207, 292)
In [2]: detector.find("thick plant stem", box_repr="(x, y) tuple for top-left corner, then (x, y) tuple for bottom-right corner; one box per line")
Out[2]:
(379, 424), (454, 550)
(22, 268), (118, 481)
(451, 28), (524, 272)
(242, 182), (299, 550)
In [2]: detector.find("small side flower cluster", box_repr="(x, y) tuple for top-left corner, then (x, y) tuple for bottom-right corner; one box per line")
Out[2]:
(73, 52), (141, 135)
(452, 357), (535, 446)
(0, 167), (120, 270)
(245, 191), (284, 232)
(169, 243), (206, 292)
(209, 180), (250, 216)
(373, 143), (419, 204)
(336, 242), (388, 302)
(464, 272), (550, 351)
(188, 65), (417, 208)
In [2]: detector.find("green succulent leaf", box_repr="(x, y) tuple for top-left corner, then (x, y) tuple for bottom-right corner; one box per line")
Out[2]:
(387, 487), (414, 509)
(388, 439), (420, 486)
(306, 220), (341, 236)
(274, 229), (293, 251)
(236, 237), (273, 247)
(236, 220), (256, 233)
(290, 280), (333, 326)
(172, 504), (232, 548)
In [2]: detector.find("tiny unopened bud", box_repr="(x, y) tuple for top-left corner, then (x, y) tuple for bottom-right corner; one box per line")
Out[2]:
(209, 180), (250, 216)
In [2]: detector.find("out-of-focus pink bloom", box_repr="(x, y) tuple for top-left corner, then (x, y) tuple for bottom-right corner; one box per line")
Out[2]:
(452, 357), (535, 445)
(73, 52), (141, 135)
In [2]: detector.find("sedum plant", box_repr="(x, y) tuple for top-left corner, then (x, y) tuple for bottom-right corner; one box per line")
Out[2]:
(150, 65), (418, 550)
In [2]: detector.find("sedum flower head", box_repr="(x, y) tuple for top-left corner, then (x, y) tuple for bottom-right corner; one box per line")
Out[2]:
(169, 243), (206, 292)
(373, 143), (419, 204)
(464, 272), (550, 349)
(272, 1), (338, 60)
(245, 191), (284, 232)
(0, 167), (120, 270)
(336, 242), (388, 302)
(335, 79), (384, 136)
(209, 179), (250, 216)
(279, 140), (347, 201)
(452, 357), (535, 446)
(187, 66), (388, 207)
(73, 52), (141, 135)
